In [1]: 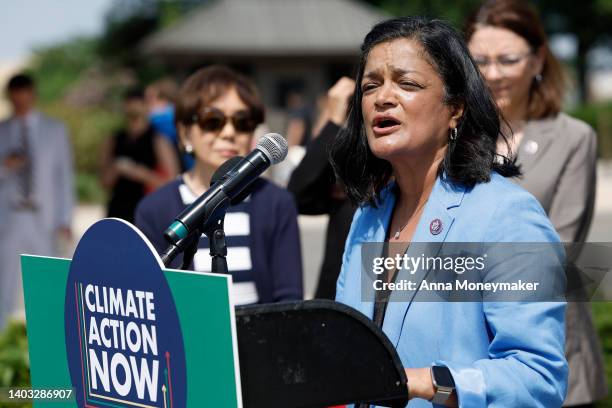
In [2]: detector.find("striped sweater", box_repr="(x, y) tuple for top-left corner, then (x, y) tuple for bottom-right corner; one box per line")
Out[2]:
(135, 176), (303, 305)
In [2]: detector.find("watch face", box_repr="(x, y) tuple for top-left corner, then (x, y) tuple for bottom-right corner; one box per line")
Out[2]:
(432, 366), (455, 388)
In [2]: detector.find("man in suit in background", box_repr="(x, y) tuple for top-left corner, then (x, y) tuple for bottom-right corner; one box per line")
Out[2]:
(0, 73), (74, 330)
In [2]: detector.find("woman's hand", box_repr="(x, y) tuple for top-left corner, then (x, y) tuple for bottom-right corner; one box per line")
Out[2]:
(405, 367), (458, 407)
(3, 152), (27, 171)
(406, 367), (435, 401)
(115, 158), (152, 183)
(326, 76), (355, 126)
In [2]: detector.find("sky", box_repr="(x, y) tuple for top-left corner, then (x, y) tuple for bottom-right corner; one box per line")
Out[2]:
(0, 0), (115, 61)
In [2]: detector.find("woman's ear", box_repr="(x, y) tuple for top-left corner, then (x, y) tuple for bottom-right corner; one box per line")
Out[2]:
(449, 104), (465, 129)
(177, 123), (193, 153)
(533, 46), (546, 78)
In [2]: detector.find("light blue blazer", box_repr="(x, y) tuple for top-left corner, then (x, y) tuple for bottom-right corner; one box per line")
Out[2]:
(336, 172), (567, 407)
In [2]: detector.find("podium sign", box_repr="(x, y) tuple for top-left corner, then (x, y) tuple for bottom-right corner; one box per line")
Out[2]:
(22, 219), (242, 408)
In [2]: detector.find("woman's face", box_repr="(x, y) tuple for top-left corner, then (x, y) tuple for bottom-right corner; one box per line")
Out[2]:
(361, 38), (460, 163)
(124, 98), (149, 135)
(180, 86), (254, 171)
(468, 26), (543, 116)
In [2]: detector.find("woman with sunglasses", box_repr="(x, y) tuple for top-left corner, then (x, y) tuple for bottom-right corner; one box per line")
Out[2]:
(135, 65), (303, 305)
(466, 1), (605, 406)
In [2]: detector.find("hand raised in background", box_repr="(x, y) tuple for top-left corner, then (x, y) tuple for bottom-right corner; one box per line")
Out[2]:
(326, 76), (355, 126)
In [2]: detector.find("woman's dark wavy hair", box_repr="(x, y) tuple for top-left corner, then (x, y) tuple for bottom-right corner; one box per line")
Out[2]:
(330, 17), (519, 207)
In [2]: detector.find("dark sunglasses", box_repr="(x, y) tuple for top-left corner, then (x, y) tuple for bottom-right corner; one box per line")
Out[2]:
(192, 107), (259, 133)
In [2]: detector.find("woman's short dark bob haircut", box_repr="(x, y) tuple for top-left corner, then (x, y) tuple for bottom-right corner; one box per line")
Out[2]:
(175, 65), (265, 128)
(330, 17), (519, 207)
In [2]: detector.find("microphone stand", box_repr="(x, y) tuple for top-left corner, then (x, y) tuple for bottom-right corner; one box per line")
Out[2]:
(203, 218), (229, 275)
(180, 233), (199, 270)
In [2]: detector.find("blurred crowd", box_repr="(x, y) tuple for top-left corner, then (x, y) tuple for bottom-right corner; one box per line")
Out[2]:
(0, 0), (608, 406)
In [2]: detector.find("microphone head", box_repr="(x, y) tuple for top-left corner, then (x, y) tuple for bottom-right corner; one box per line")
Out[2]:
(256, 133), (288, 165)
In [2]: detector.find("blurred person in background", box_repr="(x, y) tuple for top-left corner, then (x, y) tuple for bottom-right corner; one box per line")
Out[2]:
(466, 0), (606, 406)
(0, 73), (74, 330)
(288, 76), (356, 299)
(100, 87), (179, 223)
(285, 90), (313, 147)
(145, 77), (193, 170)
(267, 90), (314, 187)
(135, 65), (303, 305)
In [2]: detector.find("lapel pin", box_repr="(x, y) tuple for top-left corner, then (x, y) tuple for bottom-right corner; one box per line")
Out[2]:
(524, 140), (538, 155)
(430, 218), (443, 235)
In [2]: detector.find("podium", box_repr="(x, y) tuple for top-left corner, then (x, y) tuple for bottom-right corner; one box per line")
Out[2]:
(21, 219), (407, 407)
(237, 300), (407, 407)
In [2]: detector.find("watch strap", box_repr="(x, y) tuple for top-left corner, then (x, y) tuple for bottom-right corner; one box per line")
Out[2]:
(430, 366), (455, 405)
(431, 386), (453, 405)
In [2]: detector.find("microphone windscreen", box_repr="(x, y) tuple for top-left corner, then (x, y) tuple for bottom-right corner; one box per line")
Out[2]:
(257, 133), (288, 165)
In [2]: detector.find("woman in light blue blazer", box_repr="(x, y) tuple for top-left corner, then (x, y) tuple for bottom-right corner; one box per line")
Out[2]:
(330, 17), (567, 407)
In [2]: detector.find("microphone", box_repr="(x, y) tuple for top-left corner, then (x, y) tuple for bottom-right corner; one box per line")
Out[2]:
(163, 133), (288, 246)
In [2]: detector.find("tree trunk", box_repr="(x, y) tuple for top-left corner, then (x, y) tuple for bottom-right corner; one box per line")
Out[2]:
(576, 38), (590, 103)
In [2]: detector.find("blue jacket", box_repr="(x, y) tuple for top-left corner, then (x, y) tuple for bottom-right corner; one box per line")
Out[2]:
(336, 172), (567, 407)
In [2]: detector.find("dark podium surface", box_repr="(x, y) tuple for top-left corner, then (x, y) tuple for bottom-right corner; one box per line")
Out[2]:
(236, 300), (408, 408)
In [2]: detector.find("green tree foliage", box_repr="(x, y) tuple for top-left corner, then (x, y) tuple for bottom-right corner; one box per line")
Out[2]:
(28, 38), (99, 104)
(364, 0), (612, 102)
(0, 322), (29, 387)
(0, 321), (31, 408)
(98, 0), (160, 68)
(535, 0), (612, 101)
(592, 303), (612, 407)
(27, 39), (122, 202)
(43, 104), (121, 175)
(97, 0), (209, 80)
(364, 0), (481, 26)
(570, 101), (612, 158)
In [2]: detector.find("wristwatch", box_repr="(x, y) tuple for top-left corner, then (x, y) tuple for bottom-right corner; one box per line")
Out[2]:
(430, 365), (455, 405)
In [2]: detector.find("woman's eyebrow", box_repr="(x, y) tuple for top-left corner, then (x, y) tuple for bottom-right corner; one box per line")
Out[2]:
(391, 67), (417, 76)
(363, 67), (417, 80)
(474, 49), (528, 56)
(363, 70), (381, 80)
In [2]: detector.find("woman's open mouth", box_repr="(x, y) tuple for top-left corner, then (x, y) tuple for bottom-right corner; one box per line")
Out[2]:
(372, 116), (402, 135)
